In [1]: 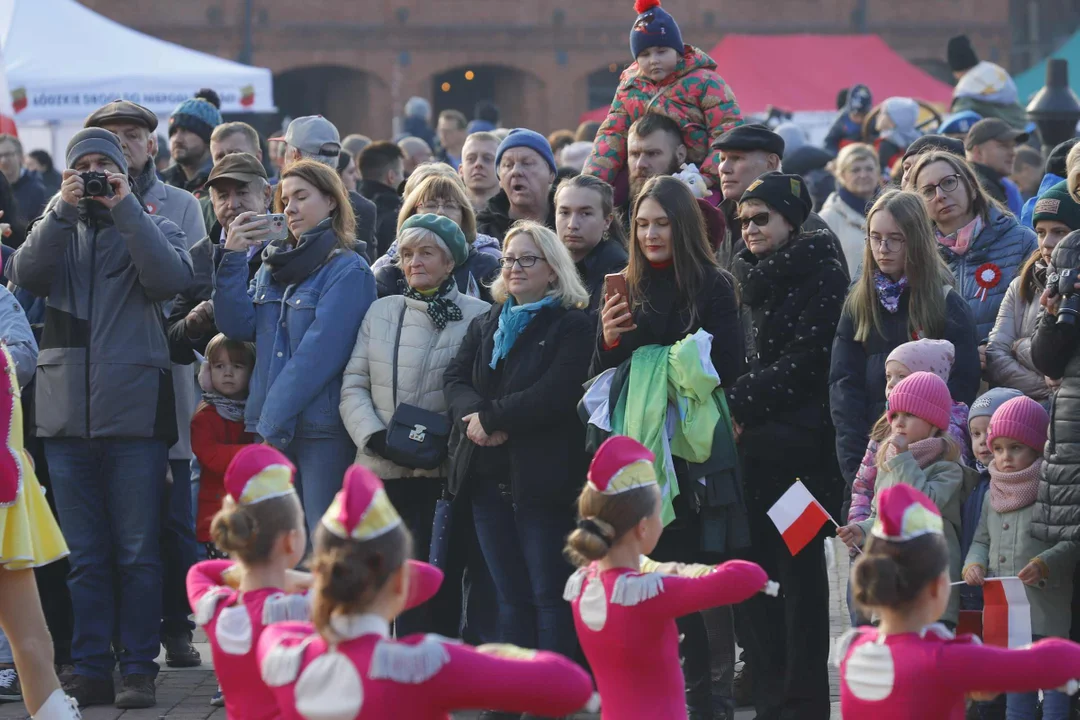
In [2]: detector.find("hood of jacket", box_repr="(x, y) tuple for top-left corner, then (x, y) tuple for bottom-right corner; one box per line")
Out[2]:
(734, 229), (842, 307)
(954, 61), (1020, 106)
(619, 45), (716, 92)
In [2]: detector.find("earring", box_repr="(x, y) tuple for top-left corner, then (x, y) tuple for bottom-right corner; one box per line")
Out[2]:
(602, 230), (610, 241)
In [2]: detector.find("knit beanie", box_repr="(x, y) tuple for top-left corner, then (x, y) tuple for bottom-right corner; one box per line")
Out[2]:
(1046, 137), (1080, 178)
(947, 35), (979, 74)
(66, 128), (128, 175)
(738, 171), (812, 232)
(495, 128), (557, 177)
(399, 213), (468, 266)
(847, 84), (873, 115)
(968, 387), (1023, 423)
(168, 93), (223, 144)
(937, 110), (982, 136)
(630, 0), (684, 60)
(885, 339), (955, 383)
(887, 372), (952, 431)
(1033, 181), (1080, 232)
(987, 396), (1049, 453)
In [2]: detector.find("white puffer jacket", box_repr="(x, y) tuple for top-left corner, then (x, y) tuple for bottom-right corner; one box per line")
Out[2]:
(818, 192), (867, 278)
(340, 286), (490, 478)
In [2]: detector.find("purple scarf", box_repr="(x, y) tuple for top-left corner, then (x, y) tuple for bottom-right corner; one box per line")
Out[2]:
(874, 270), (908, 314)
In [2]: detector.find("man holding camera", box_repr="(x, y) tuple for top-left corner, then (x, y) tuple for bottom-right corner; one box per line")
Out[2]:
(85, 100), (207, 672)
(7, 128), (193, 710)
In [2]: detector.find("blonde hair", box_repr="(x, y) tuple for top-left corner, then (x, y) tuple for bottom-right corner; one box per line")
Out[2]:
(210, 494), (303, 566)
(401, 162), (459, 200)
(844, 189), (954, 342)
(564, 484), (658, 567)
(490, 221), (589, 309)
(1068, 142), (1080, 205)
(836, 143), (879, 178)
(274, 160), (356, 249)
(398, 174), (477, 244)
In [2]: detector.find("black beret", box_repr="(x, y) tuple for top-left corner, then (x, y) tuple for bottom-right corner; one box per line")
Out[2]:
(84, 100), (158, 132)
(712, 123), (785, 157)
(901, 134), (965, 162)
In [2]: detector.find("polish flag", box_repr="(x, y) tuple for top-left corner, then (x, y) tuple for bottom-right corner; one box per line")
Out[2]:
(983, 577), (1032, 649)
(767, 481), (831, 556)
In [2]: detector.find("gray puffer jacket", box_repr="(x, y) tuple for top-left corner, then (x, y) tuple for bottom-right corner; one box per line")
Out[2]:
(7, 194), (194, 440)
(937, 207), (1037, 342)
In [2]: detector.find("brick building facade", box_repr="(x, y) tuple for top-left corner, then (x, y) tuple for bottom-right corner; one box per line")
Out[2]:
(81, 0), (1016, 138)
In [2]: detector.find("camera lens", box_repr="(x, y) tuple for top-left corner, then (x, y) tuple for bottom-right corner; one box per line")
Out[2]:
(85, 177), (104, 196)
(1058, 296), (1080, 326)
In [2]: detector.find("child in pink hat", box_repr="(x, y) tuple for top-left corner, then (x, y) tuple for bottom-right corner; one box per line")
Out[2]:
(963, 396), (1077, 719)
(839, 483), (1080, 719)
(838, 372), (966, 626)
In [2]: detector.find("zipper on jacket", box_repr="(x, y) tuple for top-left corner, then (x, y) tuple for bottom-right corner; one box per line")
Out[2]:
(86, 224), (97, 437)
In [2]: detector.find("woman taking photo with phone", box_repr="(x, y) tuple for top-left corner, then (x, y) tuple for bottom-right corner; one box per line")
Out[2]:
(214, 159), (377, 532)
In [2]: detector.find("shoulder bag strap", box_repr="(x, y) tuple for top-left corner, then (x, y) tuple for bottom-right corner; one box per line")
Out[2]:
(392, 302), (407, 407)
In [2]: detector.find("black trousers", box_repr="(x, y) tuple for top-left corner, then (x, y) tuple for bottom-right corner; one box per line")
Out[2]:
(734, 508), (831, 720)
(384, 477), (451, 637)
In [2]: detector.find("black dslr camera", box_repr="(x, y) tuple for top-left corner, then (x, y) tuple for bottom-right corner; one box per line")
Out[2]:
(1049, 267), (1080, 326)
(80, 171), (112, 198)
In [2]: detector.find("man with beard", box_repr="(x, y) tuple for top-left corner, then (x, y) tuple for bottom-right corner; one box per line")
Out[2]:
(161, 91), (222, 199)
(714, 124), (848, 276)
(625, 114), (726, 252)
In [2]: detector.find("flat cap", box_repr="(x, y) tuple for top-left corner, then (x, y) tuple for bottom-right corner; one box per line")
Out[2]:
(206, 152), (267, 188)
(84, 100), (158, 132)
(712, 123), (785, 157)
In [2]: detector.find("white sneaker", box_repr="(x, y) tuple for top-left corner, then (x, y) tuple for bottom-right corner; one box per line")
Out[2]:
(32, 689), (81, 720)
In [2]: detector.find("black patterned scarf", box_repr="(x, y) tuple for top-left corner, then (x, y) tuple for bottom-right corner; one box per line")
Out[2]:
(404, 277), (463, 331)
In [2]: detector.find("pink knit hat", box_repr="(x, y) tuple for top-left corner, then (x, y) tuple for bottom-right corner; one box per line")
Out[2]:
(885, 339), (955, 383)
(987, 396), (1049, 453)
(887, 371), (952, 431)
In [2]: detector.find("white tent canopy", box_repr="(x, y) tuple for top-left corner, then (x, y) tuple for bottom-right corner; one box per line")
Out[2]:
(0, 0), (274, 123)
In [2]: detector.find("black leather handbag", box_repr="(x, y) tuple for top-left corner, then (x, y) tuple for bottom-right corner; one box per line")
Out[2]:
(381, 304), (452, 471)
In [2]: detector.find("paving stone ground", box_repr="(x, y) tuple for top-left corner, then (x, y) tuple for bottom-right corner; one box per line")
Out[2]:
(0, 541), (851, 719)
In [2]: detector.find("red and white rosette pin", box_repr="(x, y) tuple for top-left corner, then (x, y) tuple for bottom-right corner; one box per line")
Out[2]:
(974, 263), (1001, 302)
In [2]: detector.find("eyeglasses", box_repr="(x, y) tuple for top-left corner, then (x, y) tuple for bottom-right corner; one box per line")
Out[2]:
(918, 174), (961, 200)
(739, 212), (770, 230)
(867, 235), (906, 252)
(417, 200), (461, 214)
(499, 255), (546, 269)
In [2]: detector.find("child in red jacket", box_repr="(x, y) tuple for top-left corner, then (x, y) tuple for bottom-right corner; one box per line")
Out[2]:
(192, 333), (256, 556)
(583, 0), (742, 191)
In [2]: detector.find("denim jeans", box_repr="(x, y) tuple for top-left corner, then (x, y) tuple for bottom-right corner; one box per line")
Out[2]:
(471, 481), (576, 658)
(160, 458), (197, 638)
(45, 437), (167, 679)
(285, 435), (356, 537)
(1007, 689), (1071, 719)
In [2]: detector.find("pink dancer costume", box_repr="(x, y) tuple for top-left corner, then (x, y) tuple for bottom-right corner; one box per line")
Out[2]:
(564, 436), (770, 720)
(839, 484), (1080, 719)
(257, 465), (594, 720)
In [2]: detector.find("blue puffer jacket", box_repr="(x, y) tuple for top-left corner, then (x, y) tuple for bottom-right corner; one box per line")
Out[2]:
(938, 207), (1037, 341)
(213, 225), (375, 449)
(1021, 173), (1064, 229)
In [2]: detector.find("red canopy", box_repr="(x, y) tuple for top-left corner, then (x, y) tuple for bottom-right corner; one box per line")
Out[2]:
(580, 34), (954, 121)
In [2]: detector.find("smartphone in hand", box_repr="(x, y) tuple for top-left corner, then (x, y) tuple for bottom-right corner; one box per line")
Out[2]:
(604, 273), (628, 304)
(254, 213), (289, 243)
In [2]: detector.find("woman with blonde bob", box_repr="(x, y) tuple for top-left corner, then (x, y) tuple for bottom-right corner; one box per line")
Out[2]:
(339, 212), (489, 635)
(214, 159), (377, 533)
(830, 189), (980, 508)
(444, 220), (592, 659)
(819, 143), (881, 275)
(374, 172), (501, 301)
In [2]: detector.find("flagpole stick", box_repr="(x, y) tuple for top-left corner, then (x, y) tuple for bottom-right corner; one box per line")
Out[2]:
(826, 515), (863, 555)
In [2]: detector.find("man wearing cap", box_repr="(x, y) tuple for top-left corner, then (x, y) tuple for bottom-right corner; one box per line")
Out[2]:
(283, 115), (377, 262)
(166, 152), (273, 365)
(937, 110), (982, 140)
(476, 128), (558, 241)
(947, 34), (1027, 129)
(966, 117), (1028, 215)
(824, 83), (872, 154)
(84, 99), (207, 671)
(162, 93), (222, 198)
(7, 128), (194, 710)
(713, 124), (848, 276)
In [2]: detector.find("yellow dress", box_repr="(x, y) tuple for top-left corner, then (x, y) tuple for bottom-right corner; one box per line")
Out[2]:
(0, 344), (67, 570)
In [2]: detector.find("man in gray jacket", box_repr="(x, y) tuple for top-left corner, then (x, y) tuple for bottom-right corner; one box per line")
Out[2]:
(85, 99), (207, 672)
(7, 128), (193, 710)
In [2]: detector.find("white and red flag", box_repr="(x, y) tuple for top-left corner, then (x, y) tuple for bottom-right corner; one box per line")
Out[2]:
(983, 577), (1032, 649)
(767, 481), (831, 556)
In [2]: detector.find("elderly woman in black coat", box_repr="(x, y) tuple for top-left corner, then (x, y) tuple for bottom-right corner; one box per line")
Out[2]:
(727, 172), (848, 720)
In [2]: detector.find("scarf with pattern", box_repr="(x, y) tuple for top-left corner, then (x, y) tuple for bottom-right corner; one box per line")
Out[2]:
(874, 270), (908, 314)
(202, 392), (246, 423)
(989, 458), (1042, 514)
(404, 277), (463, 331)
(935, 215), (984, 257)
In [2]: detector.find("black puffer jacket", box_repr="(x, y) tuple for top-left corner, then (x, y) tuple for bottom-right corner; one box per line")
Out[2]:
(374, 247), (500, 304)
(829, 285), (981, 490)
(575, 239), (628, 314)
(1030, 310), (1080, 541)
(729, 231), (849, 510)
(445, 303), (593, 507)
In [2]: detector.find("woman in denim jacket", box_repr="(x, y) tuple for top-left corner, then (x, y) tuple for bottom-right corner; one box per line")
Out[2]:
(214, 160), (375, 533)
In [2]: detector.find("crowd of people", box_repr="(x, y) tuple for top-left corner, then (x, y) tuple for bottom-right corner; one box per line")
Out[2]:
(1, 1), (1080, 719)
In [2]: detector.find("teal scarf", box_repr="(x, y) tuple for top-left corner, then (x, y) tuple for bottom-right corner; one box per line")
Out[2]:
(489, 296), (558, 369)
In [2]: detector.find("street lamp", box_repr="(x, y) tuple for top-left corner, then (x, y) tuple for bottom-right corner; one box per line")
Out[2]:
(1026, 58), (1080, 155)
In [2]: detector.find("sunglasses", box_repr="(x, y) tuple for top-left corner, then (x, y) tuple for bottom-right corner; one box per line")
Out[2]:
(739, 211), (770, 230)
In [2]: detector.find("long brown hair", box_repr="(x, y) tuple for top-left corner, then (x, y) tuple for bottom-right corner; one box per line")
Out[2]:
(844, 189), (954, 342)
(626, 176), (719, 329)
(1017, 248), (1047, 304)
(274, 159), (356, 249)
(908, 150), (1004, 225)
